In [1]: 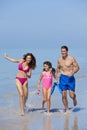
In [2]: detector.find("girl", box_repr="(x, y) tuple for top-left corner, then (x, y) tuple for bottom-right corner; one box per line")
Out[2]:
(4, 53), (36, 116)
(37, 61), (57, 113)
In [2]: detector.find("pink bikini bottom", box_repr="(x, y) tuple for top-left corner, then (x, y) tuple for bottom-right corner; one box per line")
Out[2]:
(16, 77), (27, 85)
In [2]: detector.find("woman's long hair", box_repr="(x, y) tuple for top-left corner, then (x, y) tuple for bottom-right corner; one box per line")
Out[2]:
(23, 53), (36, 69)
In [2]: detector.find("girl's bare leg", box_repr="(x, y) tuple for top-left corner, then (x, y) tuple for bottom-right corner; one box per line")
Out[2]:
(42, 88), (47, 108)
(47, 88), (51, 113)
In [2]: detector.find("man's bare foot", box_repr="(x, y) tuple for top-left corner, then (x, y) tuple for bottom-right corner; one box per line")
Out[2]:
(73, 98), (77, 106)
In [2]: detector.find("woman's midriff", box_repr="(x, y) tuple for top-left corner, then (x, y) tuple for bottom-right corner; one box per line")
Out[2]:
(16, 70), (27, 78)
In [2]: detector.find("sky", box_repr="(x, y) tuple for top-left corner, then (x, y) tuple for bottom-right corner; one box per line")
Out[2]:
(0, 0), (87, 49)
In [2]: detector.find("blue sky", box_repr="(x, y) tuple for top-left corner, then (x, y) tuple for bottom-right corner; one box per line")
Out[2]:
(0, 0), (87, 49)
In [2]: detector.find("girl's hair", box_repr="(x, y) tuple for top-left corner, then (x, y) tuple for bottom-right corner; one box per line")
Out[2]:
(43, 61), (52, 68)
(23, 53), (36, 69)
(43, 61), (56, 75)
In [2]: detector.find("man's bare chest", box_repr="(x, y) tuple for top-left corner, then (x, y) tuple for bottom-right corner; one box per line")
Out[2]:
(60, 60), (73, 68)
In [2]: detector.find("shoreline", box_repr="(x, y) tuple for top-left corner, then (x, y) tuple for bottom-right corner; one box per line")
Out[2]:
(0, 76), (87, 130)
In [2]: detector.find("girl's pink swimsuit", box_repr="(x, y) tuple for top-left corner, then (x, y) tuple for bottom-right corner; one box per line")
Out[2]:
(16, 61), (30, 85)
(42, 72), (53, 89)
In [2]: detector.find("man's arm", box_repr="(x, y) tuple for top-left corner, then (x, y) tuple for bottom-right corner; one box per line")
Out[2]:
(72, 57), (80, 74)
(56, 59), (61, 79)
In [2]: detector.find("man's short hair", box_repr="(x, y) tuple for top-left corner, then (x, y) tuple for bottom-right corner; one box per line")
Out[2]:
(61, 45), (68, 51)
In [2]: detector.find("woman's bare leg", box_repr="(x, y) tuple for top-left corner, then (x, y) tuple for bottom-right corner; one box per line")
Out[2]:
(23, 81), (28, 107)
(16, 79), (24, 116)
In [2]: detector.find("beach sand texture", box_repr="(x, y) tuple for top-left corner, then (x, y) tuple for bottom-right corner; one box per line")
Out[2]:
(0, 73), (87, 130)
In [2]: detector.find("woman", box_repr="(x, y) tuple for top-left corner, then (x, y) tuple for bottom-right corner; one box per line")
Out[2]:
(4, 53), (36, 116)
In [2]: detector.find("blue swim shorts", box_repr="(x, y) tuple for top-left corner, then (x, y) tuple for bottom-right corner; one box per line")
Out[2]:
(59, 74), (75, 92)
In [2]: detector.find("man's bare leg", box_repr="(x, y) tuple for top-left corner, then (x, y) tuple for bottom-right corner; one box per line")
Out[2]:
(62, 91), (69, 112)
(73, 94), (77, 106)
(69, 91), (77, 106)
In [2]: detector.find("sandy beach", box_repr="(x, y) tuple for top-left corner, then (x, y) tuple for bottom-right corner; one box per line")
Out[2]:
(0, 72), (87, 130)
(0, 48), (87, 130)
(1, 0), (87, 129)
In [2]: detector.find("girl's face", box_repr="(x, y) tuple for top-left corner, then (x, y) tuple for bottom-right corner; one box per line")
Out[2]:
(43, 64), (50, 71)
(25, 55), (32, 63)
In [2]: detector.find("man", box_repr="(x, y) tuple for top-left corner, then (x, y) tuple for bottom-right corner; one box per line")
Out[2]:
(56, 45), (80, 113)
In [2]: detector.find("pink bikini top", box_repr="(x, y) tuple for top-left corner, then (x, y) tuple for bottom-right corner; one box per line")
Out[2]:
(18, 61), (30, 73)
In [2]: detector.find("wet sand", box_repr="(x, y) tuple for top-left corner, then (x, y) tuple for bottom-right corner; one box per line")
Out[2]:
(0, 76), (87, 130)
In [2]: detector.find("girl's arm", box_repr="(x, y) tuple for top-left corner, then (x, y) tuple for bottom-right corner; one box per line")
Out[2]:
(4, 53), (21, 63)
(37, 72), (43, 90)
(51, 68), (58, 82)
(53, 73), (58, 83)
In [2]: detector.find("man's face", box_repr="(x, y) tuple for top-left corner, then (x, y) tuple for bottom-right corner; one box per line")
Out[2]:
(61, 48), (68, 58)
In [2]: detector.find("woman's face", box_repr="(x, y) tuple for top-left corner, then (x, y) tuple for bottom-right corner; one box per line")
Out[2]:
(25, 55), (32, 63)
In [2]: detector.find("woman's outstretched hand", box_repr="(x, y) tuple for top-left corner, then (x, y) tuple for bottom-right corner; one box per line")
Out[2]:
(4, 53), (8, 59)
